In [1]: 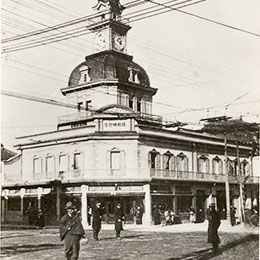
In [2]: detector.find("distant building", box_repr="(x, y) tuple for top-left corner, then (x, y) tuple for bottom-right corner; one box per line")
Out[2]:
(1, 144), (17, 162)
(1, 0), (259, 226)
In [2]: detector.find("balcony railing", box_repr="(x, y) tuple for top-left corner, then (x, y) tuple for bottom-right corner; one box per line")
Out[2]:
(58, 111), (93, 124)
(4, 168), (259, 185)
(150, 169), (260, 184)
(58, 110), (163, 125)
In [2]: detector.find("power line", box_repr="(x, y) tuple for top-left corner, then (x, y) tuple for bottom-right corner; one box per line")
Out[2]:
(1, 0), (203, 53)
(1, 0), (146, 44)
(145, 0), (260, 38)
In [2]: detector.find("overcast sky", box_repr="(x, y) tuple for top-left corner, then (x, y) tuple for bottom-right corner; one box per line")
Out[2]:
(1, 0), (260, 151)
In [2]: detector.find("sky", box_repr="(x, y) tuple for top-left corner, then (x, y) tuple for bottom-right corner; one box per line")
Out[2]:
(1, 0), (260, 151)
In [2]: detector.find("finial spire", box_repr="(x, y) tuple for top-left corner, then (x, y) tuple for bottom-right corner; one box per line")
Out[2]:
(93, 0), (125, 15)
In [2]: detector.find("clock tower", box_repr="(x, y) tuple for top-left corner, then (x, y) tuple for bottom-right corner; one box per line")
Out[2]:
(89, 0), (131, 54)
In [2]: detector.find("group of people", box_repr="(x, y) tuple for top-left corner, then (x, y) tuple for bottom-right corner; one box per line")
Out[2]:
(91, 201), (125, 240)
(26, 203), (45, 229)
(59, 200), (222, 259)
(153, 206), (182, 225)
(59, 201), (125, 260)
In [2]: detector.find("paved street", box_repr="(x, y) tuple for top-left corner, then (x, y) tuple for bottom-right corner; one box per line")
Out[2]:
(0, 224), (258, 260)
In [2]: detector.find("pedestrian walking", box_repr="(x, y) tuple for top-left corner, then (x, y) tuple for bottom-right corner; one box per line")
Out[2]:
(135, 205), (143, 225)
(36, 208), (45, 229)
(197, 209), (204, 223)
(87, 206), (92, 226)
(230, 206), (236, 226)
(92, 202), (103, 241)
(207, 203), (221, 253)
(164, 209), (171, 225)
(189, 207), (196, 223)
(114, 202), (124, 239)
(26, 202), (36, 226)
(153, 205), (161, 225)
(59, 201), (86, 260)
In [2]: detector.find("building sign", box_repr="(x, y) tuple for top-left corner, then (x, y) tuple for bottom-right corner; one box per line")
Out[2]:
(103, 120), (130, 131)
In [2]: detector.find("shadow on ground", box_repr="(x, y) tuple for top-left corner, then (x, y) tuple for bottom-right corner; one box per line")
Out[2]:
(1, 243), (63, 256)
(165, 234), (258, 260)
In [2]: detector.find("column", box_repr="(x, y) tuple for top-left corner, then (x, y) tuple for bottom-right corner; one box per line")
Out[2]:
(172, 185), (177, 212)
(81, 184), (88, 229)
(20, 188), (25, 220)
(224, 134), (231, 223)
(143, 184), (152, 226)
(56, 185), (61, 222)
(37, 187), (42, 209)
(1, 198), (6, 223)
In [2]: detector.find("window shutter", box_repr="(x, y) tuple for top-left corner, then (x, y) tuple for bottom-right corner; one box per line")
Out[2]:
(171, 155), (175, 170)
(212, 160), (216, 173)
(176, 156), (180, 171)
(198, 159), (202, 172)
(120, 150), (126, 169)
(163, 154), (167, 169)
(184, 157), (188, 171)
(156, 154), (161, 169)
(206, 159), (209, 173)
(148, 152), (151, 168)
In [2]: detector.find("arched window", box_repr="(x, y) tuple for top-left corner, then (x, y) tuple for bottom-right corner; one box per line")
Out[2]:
(163, 151), (174, 170)
(197, 155), (209, 173)
(79, 65), (91, 84)
(45, 154), (55, 179)
(58, 153), (69, 174)
(227, 158), (235, 175)
(73, 151), (83, 170)
(212, 156), (223, 174)
(148, 149), (161, 169)
(176, 153), (188, 172)
(33, 156), (41, 180)
(108, 147), (125, 175)
(241, 160), (250, 176)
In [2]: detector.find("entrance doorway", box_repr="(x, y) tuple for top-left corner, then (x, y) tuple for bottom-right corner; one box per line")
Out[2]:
(88, 196), (143, 224)
(196, 190), (206, 222)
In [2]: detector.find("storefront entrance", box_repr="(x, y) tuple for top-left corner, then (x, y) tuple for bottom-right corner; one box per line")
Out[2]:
(88, 196), (144, 224)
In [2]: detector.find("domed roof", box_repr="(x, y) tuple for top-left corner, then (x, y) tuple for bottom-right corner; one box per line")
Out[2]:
(67, 50), (150, 88)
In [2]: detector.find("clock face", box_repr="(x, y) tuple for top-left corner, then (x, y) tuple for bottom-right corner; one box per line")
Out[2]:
(95, 32), (107, 50)
(113, 34), (125, 51)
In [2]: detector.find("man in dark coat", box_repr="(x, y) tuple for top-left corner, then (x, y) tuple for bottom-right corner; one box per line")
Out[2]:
(114, 202), (124, 239)
(92, 202), (103, 241)
(153, 205), (161, 225)
(60, 201), (86, 260)
(207, 203), (221, 253)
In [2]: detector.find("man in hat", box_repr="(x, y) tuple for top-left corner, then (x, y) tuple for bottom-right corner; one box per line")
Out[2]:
(60, 201), (86, 260)
(92, 202), (103, 241)
(114, 202), (124, 239)
(207, 203), (221, 253)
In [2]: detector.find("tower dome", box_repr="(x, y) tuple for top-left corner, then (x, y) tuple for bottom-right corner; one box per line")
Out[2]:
(65, 50), (151, 91)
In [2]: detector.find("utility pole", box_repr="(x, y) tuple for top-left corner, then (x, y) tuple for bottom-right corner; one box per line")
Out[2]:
(224, 132), (231, 223)
(236, 133), (245, 222)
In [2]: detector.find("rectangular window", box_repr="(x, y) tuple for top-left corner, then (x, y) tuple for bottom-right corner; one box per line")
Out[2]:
(86, 100), (91, 111)
(137, 101), (141, 112)
(129, 99), (133, 109)
(77, 102), (83, 112)
(33, 158), (41, 173)
(150, 153), (156, 169)
(46, 156), (55, 173)
(110, 151), (120, 169)
(59, 155), (68, 172)
(73, 153), (81, 170)
(8, 198), (21, 211)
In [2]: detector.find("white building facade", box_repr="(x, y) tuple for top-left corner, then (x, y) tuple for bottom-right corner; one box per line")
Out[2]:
(1, 0), (259, 227)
